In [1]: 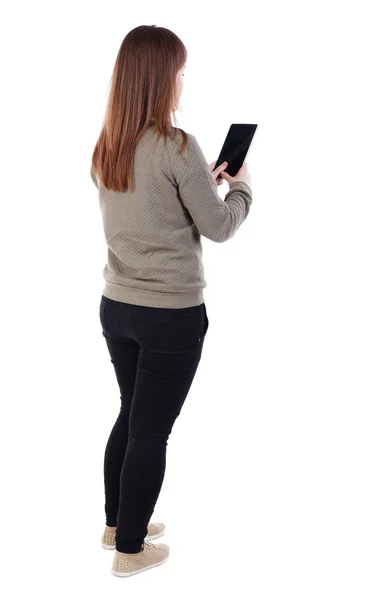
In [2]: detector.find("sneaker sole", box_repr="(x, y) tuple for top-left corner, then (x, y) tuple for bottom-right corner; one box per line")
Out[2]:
(101, 527), (165, 550)
(111, 554), (169, 577)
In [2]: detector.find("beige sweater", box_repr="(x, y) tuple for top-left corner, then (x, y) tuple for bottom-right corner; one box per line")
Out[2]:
(91, 127), (253, 308)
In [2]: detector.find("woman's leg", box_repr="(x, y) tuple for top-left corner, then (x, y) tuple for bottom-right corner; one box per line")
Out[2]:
(103, 338), (139, 527)
(114, 342), (204, 553)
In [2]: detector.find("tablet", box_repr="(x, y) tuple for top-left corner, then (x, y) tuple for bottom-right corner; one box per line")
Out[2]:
(214, 123), (258, 179)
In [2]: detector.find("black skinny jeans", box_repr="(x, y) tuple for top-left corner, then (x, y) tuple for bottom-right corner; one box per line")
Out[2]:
(99, 295), (209, 553)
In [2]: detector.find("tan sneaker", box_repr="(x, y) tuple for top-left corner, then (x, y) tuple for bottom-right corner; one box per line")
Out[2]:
(111, 541), (169, 577)
(101, 522), (165, 550)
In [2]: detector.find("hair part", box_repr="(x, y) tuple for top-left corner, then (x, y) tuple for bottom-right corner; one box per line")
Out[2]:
(91, 25), (188, 192)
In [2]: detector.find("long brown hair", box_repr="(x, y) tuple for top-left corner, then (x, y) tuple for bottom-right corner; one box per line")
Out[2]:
(91, 25), (188, 192)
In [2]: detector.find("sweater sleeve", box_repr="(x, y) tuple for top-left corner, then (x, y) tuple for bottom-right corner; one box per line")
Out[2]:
(171, 133), (253, 243)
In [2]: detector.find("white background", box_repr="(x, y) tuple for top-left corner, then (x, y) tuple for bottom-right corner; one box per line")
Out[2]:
(1, 1), (369, 598)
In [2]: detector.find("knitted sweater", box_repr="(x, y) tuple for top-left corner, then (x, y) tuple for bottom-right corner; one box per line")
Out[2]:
(91, 126), (253, 308)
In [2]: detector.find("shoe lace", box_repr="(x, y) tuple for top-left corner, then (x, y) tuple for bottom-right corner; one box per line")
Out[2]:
(142, 541), (161, 552)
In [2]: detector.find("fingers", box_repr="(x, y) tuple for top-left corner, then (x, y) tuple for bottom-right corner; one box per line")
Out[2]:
(215, 161), (228, 176)
(210, 161), (228, 174)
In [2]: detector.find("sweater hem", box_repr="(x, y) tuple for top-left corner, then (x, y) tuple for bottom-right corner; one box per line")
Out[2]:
(103, 280), (204, 309)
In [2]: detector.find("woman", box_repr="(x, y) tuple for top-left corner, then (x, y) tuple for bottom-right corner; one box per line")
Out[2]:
(90, 25), (253, 578)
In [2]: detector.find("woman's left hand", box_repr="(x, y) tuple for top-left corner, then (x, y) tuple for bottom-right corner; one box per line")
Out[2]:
(209, 161), (228, 186)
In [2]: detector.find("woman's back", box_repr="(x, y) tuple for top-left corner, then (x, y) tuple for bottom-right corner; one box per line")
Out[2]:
(92, 126), (252, 309)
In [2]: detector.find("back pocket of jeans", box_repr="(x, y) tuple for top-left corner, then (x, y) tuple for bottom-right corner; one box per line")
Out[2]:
(127, 307), (172, 326)
(169, 304), (206, 349)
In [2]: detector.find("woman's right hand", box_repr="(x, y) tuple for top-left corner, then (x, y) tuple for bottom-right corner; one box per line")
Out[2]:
(220, 161), (252, 188)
